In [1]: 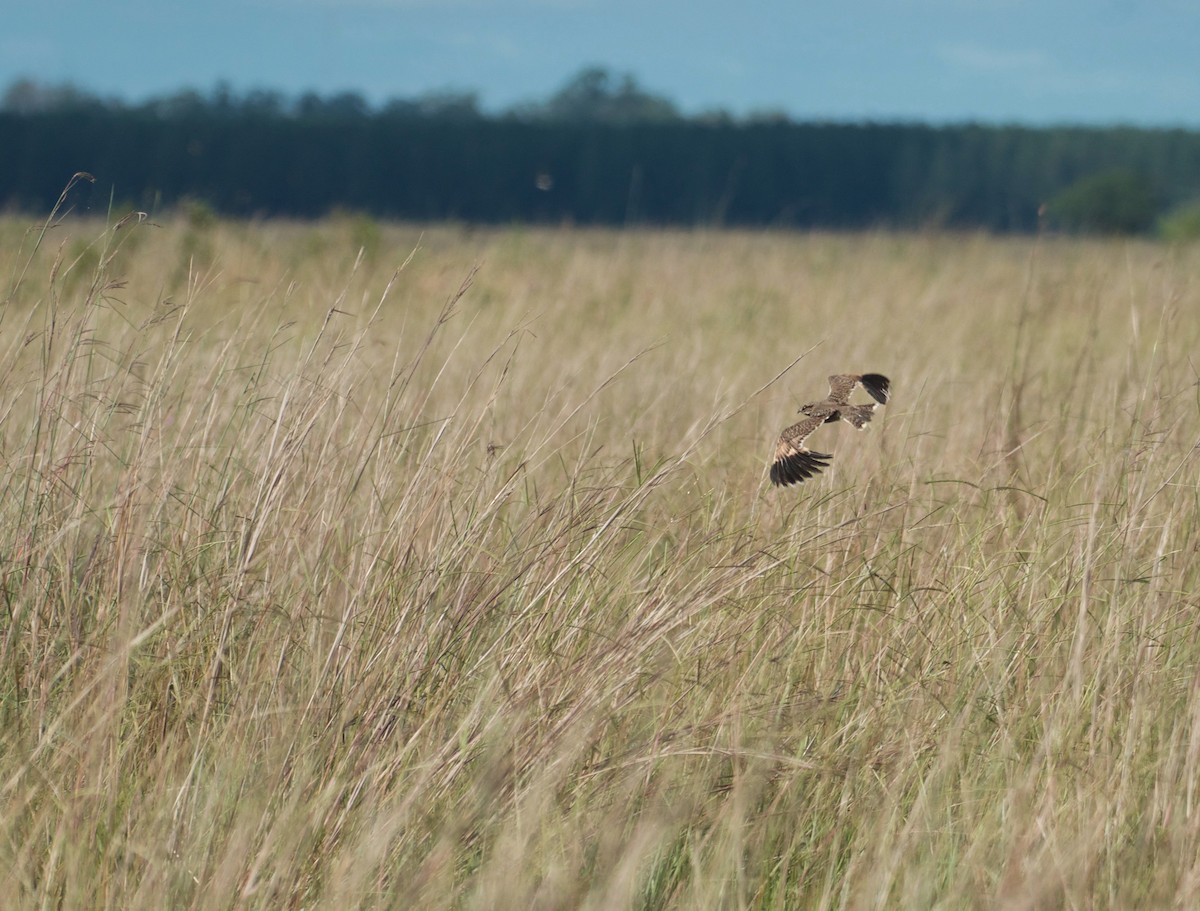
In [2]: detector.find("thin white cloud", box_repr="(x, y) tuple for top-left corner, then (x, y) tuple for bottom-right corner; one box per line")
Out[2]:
(262, 0), (596, 9)
(938, 42), (1050, 72)
(937, 41), (1166, 100)
(0, 36), (63, 71)
(438, 29), (526, 61)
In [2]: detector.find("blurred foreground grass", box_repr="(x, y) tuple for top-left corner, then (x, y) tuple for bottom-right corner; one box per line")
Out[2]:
(2, 211), (1199, 909)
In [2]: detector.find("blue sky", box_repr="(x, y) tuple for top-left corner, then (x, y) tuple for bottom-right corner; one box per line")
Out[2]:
(3, 0), (1198, 126)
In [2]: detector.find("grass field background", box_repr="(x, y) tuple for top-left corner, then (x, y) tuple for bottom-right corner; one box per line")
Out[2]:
(2, 208), (1199, 908)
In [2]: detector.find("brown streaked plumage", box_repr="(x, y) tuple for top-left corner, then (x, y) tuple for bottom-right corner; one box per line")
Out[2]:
(770, 373), (890, 487)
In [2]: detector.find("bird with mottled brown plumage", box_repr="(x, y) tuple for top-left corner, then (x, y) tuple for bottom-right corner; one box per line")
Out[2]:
(770, 373), (890, 487)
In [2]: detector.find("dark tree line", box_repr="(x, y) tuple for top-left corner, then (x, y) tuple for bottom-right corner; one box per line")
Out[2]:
(2, 70), (1199, 233)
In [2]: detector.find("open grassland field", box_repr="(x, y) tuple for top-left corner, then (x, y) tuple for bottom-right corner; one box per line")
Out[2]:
(2, 211), (1199, 910)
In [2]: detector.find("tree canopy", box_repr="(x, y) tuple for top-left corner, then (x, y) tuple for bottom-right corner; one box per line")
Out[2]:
(2, 68), (1198, 233)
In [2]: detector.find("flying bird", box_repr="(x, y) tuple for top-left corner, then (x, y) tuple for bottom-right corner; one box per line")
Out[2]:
(770, 373), (890, 487)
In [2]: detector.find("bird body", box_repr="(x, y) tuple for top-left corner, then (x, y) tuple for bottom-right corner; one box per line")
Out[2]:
(770, 373), (890, 487)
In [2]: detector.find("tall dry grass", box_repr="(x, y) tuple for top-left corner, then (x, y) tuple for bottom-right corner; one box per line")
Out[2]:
(1, 203), (1199, 909)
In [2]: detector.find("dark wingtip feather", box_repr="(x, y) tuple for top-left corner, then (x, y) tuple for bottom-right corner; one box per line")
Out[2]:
(770, 450), (833, 487)
(860, 373), (890, 405)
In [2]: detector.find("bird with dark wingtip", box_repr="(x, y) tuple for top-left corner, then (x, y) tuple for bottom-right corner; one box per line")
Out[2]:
(770, 373), (890, 487)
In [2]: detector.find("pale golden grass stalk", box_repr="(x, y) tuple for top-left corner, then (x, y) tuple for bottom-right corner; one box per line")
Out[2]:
(1, 214), (1199, 909)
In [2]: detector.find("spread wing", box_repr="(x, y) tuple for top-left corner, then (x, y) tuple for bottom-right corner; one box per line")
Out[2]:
(859, 373), (890, 405)
(826, 374), (859, 405)
(827, 373), (891, 406)
(770, 414), (833, 487)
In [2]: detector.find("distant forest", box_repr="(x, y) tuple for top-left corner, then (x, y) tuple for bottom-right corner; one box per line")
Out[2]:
(3, 68), (1200, 235)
